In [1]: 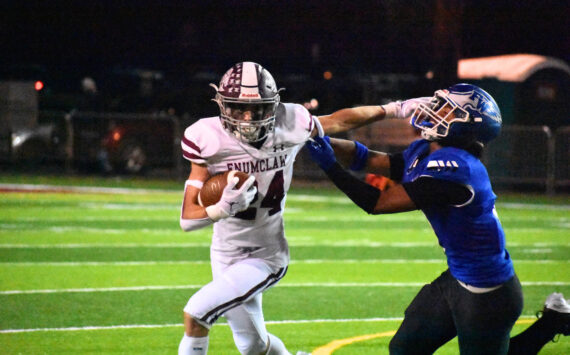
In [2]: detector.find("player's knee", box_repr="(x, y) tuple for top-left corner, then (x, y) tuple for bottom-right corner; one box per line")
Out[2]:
(234, 333), (267, 355)
(388, 335), (409, 355)
(183, 312), (209, 337)
(183, 297), (209, 326)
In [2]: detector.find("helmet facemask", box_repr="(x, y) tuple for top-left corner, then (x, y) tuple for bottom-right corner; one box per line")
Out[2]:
(411, 90), (471, 141)
(213, 90), (279, 143)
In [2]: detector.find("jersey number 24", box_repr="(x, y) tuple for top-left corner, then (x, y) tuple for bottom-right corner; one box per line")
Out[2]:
(234, 170), (285, 220)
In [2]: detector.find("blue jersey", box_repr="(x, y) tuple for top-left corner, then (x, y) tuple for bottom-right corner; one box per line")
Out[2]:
(401, 139), (514, 287)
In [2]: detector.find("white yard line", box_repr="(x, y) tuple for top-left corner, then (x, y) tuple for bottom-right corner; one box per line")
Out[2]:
(1, 259), (568, 267)
(2, 226), (567, 235)
(0, 243), (212, 248)
(497, 202), (570, 211)
(4, 215), (567, 223)
(0, 226), (180, 234)
(1, 241), (569, 248)
(0, 318), (402, 334)
(0, 260), (212, 266)
(2, 183), (569, 210)
(2, 281), (569, 295)
(0, 315), (539, 334)
(0, 183), (174, 195)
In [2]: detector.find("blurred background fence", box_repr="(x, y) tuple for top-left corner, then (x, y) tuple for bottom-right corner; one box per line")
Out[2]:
(1, 54), (568, 194)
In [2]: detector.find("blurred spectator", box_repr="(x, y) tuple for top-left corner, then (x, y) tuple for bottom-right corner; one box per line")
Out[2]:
(78, 77), (103, 111)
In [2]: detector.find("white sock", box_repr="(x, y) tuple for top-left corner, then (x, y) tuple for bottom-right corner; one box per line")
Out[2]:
(266, 333), (291, 355)
(178, 334), (209, 355)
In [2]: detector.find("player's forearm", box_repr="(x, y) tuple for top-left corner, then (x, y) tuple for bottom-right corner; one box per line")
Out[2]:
(180, 203), (212, 231)
(324, 162), (381, 214)
(329, 138), (392, 176)
(321, 106), (386, 135)
(329, 138), (358, 167)
(180, 180), (213, 231)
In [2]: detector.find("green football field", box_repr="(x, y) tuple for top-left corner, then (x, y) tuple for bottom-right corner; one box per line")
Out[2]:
(1, 177), (569, 354)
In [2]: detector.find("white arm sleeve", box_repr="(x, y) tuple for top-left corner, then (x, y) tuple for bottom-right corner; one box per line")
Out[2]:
(179, 180), (213, 232)
(180, 216), (213, 232)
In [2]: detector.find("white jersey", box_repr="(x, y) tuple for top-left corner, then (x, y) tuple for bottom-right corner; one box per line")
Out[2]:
(182, 103), (316, 264)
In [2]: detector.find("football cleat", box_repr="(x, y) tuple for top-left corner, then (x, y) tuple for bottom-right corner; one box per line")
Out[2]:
(539, 292), (570, 337)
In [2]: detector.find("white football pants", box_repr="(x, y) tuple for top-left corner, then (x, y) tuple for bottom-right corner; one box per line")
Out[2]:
(184, 257), (287, 354)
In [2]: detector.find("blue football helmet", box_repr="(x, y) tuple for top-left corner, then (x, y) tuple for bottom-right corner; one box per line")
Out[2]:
(411, 83), (502, 146)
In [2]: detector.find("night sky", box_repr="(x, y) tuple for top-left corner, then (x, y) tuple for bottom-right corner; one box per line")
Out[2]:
(2, 0), (568, 74)
(0, 0), (567, 115)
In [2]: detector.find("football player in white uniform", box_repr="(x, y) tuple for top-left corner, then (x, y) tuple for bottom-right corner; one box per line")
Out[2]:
(177, 61), (423, 355)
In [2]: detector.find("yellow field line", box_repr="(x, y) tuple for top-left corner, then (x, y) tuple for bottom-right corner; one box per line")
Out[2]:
(312, 331), (396, 355)
(312, 319), (536, 354)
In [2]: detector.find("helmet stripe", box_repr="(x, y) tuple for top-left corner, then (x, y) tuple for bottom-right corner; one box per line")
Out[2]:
(239, 62), (261, 98)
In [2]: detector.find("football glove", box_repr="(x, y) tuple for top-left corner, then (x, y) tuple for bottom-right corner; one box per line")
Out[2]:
(205, 175), (257, 221)
(305, 136), (337, 171)
(382, 97), (432, 120)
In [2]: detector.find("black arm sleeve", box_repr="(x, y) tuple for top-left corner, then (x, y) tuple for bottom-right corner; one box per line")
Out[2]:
(402, 176), (473, 209)
(388, 153), (405, 181)
(325, 162), (381, 214)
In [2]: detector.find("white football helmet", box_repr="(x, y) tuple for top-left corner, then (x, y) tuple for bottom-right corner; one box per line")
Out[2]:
(211, 62), (282, 143)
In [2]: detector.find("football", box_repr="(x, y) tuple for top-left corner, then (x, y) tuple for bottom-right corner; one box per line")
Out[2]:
(198, 170), (251, 207)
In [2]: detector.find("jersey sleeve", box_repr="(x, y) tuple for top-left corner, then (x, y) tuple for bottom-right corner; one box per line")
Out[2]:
(388, 152), (405, 181)
(403, 177), (474, 208)
(180, 120), (220, 165)
(295, 103), (315, 134)
(418, 149), (471, 186)
(277, 103), (315, 144)
(293, 103), (315, 143)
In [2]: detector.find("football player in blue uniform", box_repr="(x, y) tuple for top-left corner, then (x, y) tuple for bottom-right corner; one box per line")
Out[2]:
(306, 83), (569, 354)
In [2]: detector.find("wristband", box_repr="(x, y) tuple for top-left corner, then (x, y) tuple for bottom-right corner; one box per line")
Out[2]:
(349, 141), (369, 171)
(185, 180), (204, 189)
(205, 204), (230, 222)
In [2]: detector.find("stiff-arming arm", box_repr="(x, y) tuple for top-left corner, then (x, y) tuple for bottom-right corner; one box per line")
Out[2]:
(318, 106), (386, 136)
(316, 98), (431, 137)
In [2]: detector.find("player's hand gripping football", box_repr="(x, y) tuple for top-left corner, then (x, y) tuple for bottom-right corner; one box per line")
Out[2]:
(305, 136), (337, 171)
(206, 175), (257, 221)
(382, 96), (432, 120)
